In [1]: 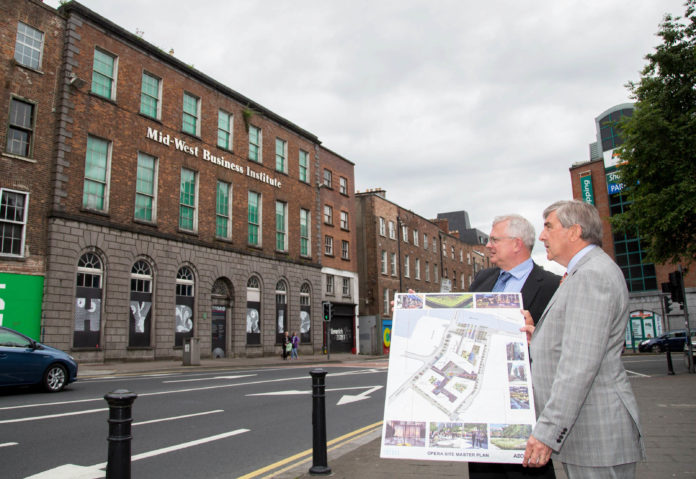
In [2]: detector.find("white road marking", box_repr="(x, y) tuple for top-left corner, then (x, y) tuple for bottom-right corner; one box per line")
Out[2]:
(0, 442), (18, 448)
(26, 429), (250, 479)
(337, 385), (383, 405)
(162, 374), (256, 383)
(0, 408), (107, 424)
(625, 369), (651, 377)
(0, 368), (386, 412)
(133, 409), (224, 426)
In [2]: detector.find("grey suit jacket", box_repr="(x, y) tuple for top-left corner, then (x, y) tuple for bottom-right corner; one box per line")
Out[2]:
(470, 263), (560, 324)
(530, 247), (645, 466)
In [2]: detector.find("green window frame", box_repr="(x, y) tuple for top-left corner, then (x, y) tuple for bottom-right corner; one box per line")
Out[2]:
(300, 208), (310, 256)
(182, 92), (199, 135)
(275, 201), (287, 251)
(275, 138), (287, 173)
(299, 150), (309, 182)
(218, 110), (233, 150)
(91, 48), (116, 99)
(249, 125), (261, 163)
(179, 168), (196, 231)
(15, 22), (44, 70)
(248, 191), (261, 246)
(140, 72), (160, 118)
(135, 153), (156, 222)
(83, 136), (110, 211)
(216, 181), (231, 238)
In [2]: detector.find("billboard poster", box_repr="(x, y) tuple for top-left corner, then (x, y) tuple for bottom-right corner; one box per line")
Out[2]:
(381, 292), (536, 464)
(0, 273), (44, 339)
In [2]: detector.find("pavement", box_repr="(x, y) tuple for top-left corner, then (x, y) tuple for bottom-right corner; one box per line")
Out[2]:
(78, 354), (696, 479)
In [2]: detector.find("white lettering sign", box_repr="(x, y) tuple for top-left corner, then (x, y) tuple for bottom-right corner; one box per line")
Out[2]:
(145, 127), (281, 188)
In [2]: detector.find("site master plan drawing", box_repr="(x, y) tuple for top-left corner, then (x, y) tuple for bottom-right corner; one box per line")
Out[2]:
(380, 292), (536, 464)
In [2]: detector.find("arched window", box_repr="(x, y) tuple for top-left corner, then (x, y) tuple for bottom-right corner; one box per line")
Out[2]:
(74, 252), (103, 348)
(129, 260), (153, 347)
(175, 266), (195, 347)
(299, 282), (311, 343)
(275, 280), (288, 343)
(246, 276), (261, 345)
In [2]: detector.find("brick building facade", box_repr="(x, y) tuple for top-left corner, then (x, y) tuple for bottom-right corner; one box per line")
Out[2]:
(1, 0), (358, 361)
(355, 189), (488, 354)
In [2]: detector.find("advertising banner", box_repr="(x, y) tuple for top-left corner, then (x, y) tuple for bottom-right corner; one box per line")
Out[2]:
(0, 273), (44, 339)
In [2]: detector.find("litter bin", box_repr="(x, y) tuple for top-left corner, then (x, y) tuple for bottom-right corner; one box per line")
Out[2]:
(182, 337), (200, 366)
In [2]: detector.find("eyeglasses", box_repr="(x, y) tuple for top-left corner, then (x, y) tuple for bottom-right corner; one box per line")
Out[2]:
(488, 236), (515, 245)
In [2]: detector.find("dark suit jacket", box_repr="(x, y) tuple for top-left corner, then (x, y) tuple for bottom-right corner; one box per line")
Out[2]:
(469, 262), (560, 324)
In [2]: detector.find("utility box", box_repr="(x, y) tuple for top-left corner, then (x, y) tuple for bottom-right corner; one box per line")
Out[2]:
(358, 316), (379, 355)
(182, 337), (200, 366)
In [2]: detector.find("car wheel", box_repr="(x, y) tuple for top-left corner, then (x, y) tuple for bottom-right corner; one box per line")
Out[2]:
(650, 344), (661, 353)
(43, 364), (67, 392)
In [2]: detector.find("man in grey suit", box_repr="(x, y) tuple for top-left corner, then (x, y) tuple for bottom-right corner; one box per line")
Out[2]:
(522, 200), (644, 479)
(469, 214), (560, 479)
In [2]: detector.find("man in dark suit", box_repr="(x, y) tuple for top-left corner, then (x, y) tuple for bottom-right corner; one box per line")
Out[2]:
(469, 214), (560, 478)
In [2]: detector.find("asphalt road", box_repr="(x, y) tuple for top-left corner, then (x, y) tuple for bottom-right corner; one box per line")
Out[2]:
(0, 364), (388, 479)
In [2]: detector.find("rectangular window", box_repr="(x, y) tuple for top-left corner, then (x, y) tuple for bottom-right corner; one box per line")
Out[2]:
(434, 264), (439, 283)
(381, 250), (387, 274)
(402, 225), (408, 242)
(340, 211), (349, 230)
(324, 235), (333, 256)
(339, 177), (348, 195)
(424, 234), (428, 250)
(460, 249), (464, 262)
(275, 201), (287, 251)
(6, 98), (34, 157)
(324, 205), (333, 225)
(425, 261), (430, 282)
(91, 48), (117, 99)
(379, 217), (386, 236)
(275, 138), (287, 173)
(300, 208), (310, 256)
(415, 258), (421, 280)
(326, 275), (334, 294)
(390, 252), (397, 276)
(0, 189), (28, 256)
(216, 181), (232, 238)
(323, 169), (332, 188)
(182, 92), (200, 136)
(342, 277), (350, 296)
(140, 72), (161, 119)
(82, 136), (110, 211)
(217, 110), (233, 150)
(249, 125), (261, 162)
(404, 255), (410, 278)
(248, 191), (261, 246)
(299, 150), (309, 182)
(179, 168), (197, 231)
(341, 240), (349, 260)
(383, 288), (390, 316)
(15, 22), (44, 70)
(451, 246), (455, 259)
(413, 229), (419, 246)
(135, 152), (157, 222)
(388, 221), (395, 239)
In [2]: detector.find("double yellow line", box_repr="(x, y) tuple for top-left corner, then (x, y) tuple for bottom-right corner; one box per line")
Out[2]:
(238, 420), (383, 479)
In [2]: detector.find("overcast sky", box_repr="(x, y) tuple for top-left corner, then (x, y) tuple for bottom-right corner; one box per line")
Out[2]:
(45, 0), (685, 273)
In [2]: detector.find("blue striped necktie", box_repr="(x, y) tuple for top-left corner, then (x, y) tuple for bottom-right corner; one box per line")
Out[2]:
(493, 271), (512, 292)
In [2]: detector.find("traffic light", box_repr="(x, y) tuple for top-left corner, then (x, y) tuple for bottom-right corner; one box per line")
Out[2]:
(322, 301), (333, 322)
(668, 271), (684, 304)
(663, 296), (673, 314)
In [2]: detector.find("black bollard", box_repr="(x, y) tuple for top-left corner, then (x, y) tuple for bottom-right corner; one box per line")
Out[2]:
(666, 349), (675, 375)
(104, 389), (138, 479)
(309, 369), (331, 475)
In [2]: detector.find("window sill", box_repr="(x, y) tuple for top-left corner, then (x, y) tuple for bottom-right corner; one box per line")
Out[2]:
(180, 130), (202, 141)
(215, 236), (233, 244)
(133, 218), (158, 227)
(80, 207), (110, 217)
(177, 228), (199, 236)
(12, 60), (44, 75)
(0, 254), (26, 261)
(138, 112), (162, 123)
(88, 91), (117, 104)
(1, 152), (36, 163)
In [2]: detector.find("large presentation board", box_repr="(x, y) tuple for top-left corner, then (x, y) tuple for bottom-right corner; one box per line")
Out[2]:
(380, 292), (536, 464)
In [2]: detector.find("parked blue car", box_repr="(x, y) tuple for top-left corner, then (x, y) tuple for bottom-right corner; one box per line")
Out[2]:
(0, 327), (78, 392)
(638, 330), (688, 353)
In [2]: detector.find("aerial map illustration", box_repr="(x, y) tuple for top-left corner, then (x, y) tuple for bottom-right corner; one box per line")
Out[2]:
(380, 292), (536, 464)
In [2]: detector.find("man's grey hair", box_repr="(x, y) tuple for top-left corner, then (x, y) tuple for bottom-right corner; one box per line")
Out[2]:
(492, 214), (535, 252)
(543, 200), (603, 246)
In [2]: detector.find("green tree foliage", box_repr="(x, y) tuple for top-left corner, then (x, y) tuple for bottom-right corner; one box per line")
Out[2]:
(612, 0), (696, 265)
